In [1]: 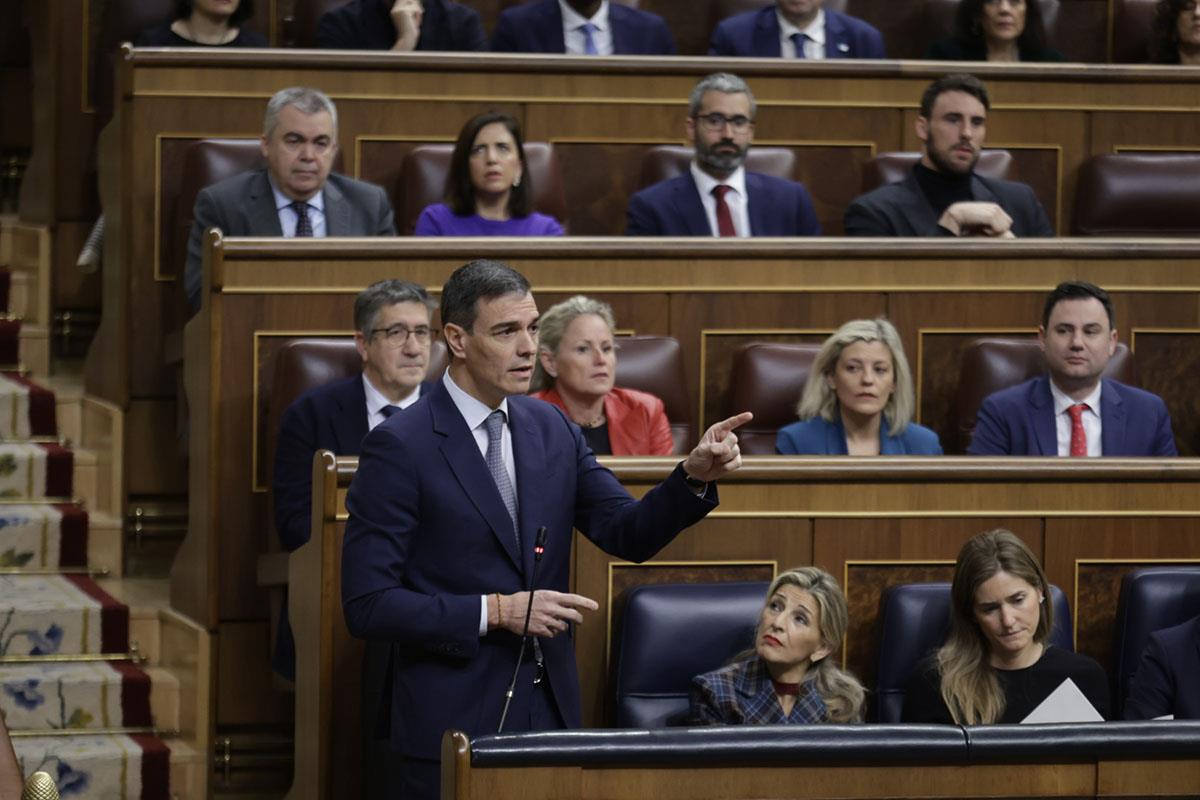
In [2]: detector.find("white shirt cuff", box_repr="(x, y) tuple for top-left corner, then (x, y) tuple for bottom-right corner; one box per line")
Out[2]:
(479, 594), (489, 636)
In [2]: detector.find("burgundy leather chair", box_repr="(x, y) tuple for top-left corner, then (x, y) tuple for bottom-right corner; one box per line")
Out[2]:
(611, 336), (693, 454)
(949, 337), (1135, 454)
(1072, 154), (1200, 236)
(725, 342), (822, 455)
(638, 146), (796, 191)
(1112, 0), (1159, 62)
(397, 142), (567, 235)
(860, 150), (1014, 194)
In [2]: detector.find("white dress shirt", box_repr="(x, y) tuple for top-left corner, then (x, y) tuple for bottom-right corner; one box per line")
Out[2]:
(559, 0), (613, 55)
(362, 374), (421, 431)
(778, 8), (826, 59)
(443, 369), (517, 635)
(690, 162), (750, 237)
(1050, 379), (1103, 456)
(269, 178), (327, 238)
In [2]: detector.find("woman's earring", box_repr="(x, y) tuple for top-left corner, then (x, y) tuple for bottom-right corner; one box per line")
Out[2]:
(513, 176), (522, 188)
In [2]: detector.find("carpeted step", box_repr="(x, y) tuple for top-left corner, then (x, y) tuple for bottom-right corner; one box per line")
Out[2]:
(0, 503), (88, 569)
(12, 733), (170, 800)
(0, 661), (152, 730)
(0, 575), (128, 656)
(0, 442), (73, 499)
(0, 372), (55, 439)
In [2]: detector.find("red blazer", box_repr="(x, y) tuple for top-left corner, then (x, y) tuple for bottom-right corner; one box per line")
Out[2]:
(531, 386), (674, 455)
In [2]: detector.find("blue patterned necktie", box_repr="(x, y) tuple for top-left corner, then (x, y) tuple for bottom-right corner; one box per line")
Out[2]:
(791, 32), (808, 59)
(484, 410), (520, 548)
(580, 22), (599, 55)
(291, 200), (313, 237)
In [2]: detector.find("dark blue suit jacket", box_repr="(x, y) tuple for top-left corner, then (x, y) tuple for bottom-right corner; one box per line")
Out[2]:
(1124, 615), (1200, 720)
(967, 375), (1178, 456)
(775, 416), (943, 455)
(625, 171), (822, 236)
(709, 6), (885, 58)
(490, 0), (676, 54)
(341, 378), (716, 758)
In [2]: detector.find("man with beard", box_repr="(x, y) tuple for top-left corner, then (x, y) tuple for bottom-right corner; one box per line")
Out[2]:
(625, 72), (821, 236)
(844, 73), (1054, 237)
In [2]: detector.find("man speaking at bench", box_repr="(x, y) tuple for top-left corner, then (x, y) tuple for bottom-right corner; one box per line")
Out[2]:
(341, 259), (751, 799)
(184, 87), (395, 312)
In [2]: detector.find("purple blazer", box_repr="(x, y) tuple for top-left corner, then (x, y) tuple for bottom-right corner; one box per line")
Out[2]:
(414, 203), (564, 236)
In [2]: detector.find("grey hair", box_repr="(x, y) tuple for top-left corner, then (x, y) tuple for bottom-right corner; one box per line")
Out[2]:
(529, 295), (617, 392)
(440, 259), (531, 333)
(796, 318), (915, 437)
(353, 280), (434, 337)
(263, 87), (339, 138)
(688, 72), (757, 119)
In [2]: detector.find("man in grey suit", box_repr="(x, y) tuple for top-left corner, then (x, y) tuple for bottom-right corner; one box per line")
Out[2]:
(185, 86), (395, 312)
(844, 73), (1054, 238)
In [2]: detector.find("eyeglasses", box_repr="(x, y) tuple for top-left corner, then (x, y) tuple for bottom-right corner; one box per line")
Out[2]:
(370, 324), (435, 346)
(694, 113), (754, 133)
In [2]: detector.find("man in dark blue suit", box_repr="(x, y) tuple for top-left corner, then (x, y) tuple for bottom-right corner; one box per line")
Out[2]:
(272, 279), (434, 796)
(709, 1), (885, 59)
(1124, 614), (1200, 720)
(626, 73), (822, 237)
(491, 0), (675, 54)
(341, 259), (751, 799)
(968, 281), (1177, 457)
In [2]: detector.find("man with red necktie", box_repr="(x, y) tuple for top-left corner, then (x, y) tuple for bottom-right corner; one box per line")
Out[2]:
(625, 72), (822, 238)
(968, 281), (1177, 457)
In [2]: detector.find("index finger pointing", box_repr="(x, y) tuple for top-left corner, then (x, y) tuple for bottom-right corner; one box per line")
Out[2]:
(710, 411), (753, 440)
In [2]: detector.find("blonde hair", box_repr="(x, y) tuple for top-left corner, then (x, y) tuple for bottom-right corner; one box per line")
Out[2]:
(761, 567), (866, 723)
(529, 295), (616, 393)
(935, 529), (1052, 725)
(796, 318), (914, 437)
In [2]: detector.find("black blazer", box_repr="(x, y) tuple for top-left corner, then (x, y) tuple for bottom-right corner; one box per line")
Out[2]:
(317, 0), (486, 51)
(926, 35), (1064, 62)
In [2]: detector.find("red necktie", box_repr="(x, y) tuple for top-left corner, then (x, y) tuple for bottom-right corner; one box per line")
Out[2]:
(1068, 403), (1088, 457)
(712, 185), (736, 237)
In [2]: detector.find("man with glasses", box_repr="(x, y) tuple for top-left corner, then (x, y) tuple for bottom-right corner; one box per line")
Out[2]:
(271, 279), (434, 793)
(626, 72), (821, 237)
(185, 86), (396, 313)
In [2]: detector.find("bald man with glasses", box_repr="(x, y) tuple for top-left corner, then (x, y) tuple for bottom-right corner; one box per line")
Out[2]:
(626, 72), (821, 237)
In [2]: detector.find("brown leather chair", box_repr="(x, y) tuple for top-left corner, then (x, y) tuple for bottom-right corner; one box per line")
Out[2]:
(949, 337), (1135, 454)
(1072, 153), (1200, 236)
(638, 146), (796, 190)
(1112, 0), (1159, 62)
(611, 335), (693, 454)
(397, 142), (568, 235)
(860, 150), (1014, 194)
(725, 342), (822, 455)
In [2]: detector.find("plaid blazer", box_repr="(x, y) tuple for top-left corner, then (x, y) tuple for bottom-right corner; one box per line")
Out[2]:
(689, 657), (828, 725)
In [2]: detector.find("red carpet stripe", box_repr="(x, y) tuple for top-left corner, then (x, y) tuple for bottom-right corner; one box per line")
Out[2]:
(3, 372), (56, 436)
(40, 442), (73, 498)
(110, 660), (153, 727)
(64, 574), (129, 653)
(56, 503), (88, 568)
(0, 320), (18, 366)
(130, 734), (171, 800)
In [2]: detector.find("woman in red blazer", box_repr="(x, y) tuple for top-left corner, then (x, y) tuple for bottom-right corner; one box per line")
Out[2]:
(530, 296), (673, 456)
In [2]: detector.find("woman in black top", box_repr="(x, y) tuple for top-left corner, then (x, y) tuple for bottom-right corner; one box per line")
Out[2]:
(135, 0), (267, 47)
(927, 0), (1064, 62)
(902, 529), (1109, 724)
(1150, 0), (1200, 64)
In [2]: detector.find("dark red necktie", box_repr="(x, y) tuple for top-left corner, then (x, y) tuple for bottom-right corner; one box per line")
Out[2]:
(712, 185), (736, 237)
(1068, 403), (1088, 457)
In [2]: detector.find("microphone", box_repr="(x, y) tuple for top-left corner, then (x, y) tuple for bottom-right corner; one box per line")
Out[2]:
(498, 526), (548, 733)
(21, 771), (60, 800)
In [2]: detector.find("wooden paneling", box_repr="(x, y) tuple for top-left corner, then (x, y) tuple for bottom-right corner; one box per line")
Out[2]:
(1132, 330), (1200, 456)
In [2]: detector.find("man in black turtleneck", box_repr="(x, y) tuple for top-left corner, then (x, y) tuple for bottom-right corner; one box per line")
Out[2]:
(844, 73), (1054, 238)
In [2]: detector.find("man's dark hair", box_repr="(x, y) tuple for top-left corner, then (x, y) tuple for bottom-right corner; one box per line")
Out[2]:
(174, 0), (256, 26)
(445, 112), (533, 219)
(354, 280), (434, 337)
(440, 260), (531, 333)
(1041, 281), (1115, 330)
(919, 73), (990, 118)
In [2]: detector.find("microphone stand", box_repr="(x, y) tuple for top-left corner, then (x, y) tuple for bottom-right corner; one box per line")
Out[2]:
(498, 526), (547, 733)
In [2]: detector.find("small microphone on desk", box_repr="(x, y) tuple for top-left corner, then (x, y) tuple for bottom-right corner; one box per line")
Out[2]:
(21, 771), (60, 800)
(498, 526), (548, 733)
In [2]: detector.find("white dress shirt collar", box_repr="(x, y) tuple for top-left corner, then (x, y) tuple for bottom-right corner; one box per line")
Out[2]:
(690, 162), (750, 237)
(267, 174), (327, 237)
(1049, 378), (1103, 456)
(443, 367), (511, 433)
(363, 373), (421, 431)
(778, 7), (826, 59)
(559, 0), (613, 55)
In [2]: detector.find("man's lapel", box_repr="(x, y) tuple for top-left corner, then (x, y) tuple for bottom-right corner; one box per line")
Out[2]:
(752, 8), (783, 57)
(508, 399), (544, 581)
(1099, 380), (1125, 456)
(676, 173), (713, 235)
(249, 171), (284, 236)
(333, 375), (370, 453)
(898, 173), (940, 236)
(538, 0), (567, 52)
(323, 177), (352, 236)
(1030, 375), (1058, 456)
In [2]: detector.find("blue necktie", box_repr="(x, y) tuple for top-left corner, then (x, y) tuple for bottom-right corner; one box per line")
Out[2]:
(379, 405), (401, 419)
(484, 410), (520, 548)
(291, 200), (313, 237)
(579, 22), (599, 55)
(790, 32), (808, 59)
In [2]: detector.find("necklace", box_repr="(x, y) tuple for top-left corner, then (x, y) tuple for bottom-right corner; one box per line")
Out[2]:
(578, 412), (605, 428)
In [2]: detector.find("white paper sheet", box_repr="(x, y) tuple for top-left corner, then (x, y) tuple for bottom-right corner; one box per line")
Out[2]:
(1020, 677), (1104, 724)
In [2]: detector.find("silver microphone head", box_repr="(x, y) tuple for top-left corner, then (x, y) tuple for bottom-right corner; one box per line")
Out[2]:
(20, 771), (60, 800)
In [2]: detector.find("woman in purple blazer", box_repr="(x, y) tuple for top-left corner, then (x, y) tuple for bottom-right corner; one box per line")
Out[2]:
(414, 112), (565, 236)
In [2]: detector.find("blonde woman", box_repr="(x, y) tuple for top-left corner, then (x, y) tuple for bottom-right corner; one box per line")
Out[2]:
(902, 529), (1109, 723)
(690, 567), (865, 724)
(776, 319), (942, 455)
